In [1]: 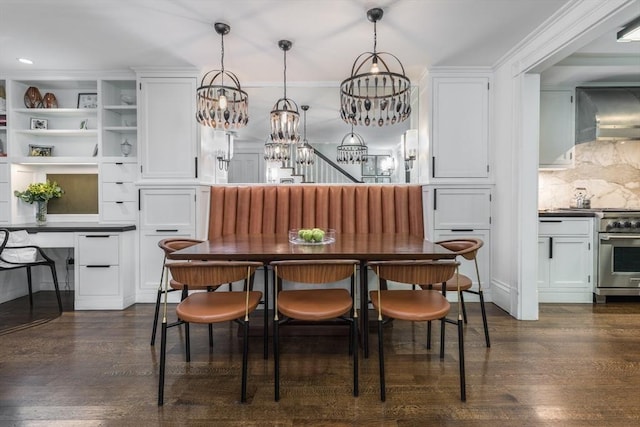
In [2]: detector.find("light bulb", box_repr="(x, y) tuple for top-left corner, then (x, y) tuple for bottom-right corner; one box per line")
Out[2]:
(218, 93), (228, 110)
(370, 58), (379, 74)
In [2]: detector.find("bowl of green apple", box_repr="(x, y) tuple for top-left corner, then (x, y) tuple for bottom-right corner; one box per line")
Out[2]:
(289, 228), (336, 245)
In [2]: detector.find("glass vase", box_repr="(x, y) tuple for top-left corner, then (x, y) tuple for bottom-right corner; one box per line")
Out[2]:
(35, 200), (48, 225)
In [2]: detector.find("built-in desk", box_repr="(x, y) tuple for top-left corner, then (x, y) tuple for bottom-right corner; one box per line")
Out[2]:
(4, 222), (136, 310)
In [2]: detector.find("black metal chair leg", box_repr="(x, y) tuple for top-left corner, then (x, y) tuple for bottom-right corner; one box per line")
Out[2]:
(150, 289), (162, 345)
(460, 292), (468, 324)
(378, 319), (386, 402)
(26, 266), (33, 308)
(158, 321), (167, 406)
(440, 317), (446, 359)
(49, 263), (62, 312)
(426, 320), (432, 349)
(274, 317), (280, 402)
(208, 324), (214, 347)
(479, 290), (491, 347)
(458, 318), (466, 401)
(353, 318), (359, 397)
(185, 322), (191, 362)
(241, 321), (249, 403)
(263, 265), (269, 360)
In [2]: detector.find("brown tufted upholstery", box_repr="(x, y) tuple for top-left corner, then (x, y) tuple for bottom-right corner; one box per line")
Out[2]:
(271, 259), (360, 401)
(208, 184), (425, 239)
(367, 259), (466, 402)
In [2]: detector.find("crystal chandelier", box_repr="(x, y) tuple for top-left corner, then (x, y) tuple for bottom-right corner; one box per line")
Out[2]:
(196, 22), (249, 129)
(339, 7), (411, 127)
(296, 105), (315, 166)
(270, 40), (300, 144)
(264, 137), (291, 162)
(337, 118), (368, 164)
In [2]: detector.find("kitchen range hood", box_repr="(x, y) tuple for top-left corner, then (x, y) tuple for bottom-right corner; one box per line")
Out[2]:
(575, 87), (640, 143)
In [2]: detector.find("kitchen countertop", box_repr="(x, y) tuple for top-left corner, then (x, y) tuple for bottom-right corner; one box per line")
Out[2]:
(539, 209), (599, 217)
(3, 222), (136, 233)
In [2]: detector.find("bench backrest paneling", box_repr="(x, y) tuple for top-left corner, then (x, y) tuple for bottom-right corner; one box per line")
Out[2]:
(208, 185), (424, 239)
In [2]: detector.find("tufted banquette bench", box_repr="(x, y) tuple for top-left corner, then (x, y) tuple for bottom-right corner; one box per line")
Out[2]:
(207, 184), (425, 239)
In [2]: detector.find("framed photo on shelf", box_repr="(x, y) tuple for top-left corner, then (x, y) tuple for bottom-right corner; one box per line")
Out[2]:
(77, 93), (98, 109)
(30, 118), (48, 130)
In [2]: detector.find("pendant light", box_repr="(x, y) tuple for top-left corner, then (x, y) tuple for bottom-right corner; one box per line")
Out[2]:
(339, 7), (411, 127)
(196, 22), (249, 129)
(264, 137), (291, 162)
(296, 105), (315, 166)
(337, 116), (368, 164)
(269, 40), (300, 144)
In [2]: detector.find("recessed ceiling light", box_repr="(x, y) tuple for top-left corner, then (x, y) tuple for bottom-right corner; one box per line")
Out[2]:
(17, 58), (33, 65)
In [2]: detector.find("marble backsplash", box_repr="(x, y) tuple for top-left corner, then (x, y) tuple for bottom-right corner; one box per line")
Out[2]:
(539, 140), (640, 210)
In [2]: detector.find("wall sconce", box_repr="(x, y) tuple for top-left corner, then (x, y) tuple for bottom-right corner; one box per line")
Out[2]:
(216, 132), (233, 171)
(405, 149), (417, 170)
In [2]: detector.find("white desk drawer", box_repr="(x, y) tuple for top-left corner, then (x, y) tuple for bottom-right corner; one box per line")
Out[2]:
(539, 218), (592, 236)
(102, 162), (137, 182)
(101, 202), (137, 221)
(78, 234), (119, 265)
(103, 182), (137, 201)
(28, 232), (74, 248)
(77, 265), (120, 297)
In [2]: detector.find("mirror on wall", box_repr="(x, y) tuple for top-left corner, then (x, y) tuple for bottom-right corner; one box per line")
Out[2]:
(218, 85), (418, 184)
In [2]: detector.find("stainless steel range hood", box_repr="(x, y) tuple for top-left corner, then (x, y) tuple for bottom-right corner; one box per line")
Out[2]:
(575, 87), (640, 143)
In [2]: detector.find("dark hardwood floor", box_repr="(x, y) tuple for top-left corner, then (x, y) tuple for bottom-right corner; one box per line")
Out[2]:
(1, 292), (640, 426)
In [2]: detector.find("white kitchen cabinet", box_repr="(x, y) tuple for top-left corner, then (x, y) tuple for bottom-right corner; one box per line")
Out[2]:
(137, 76), (198, 180)
(539, 90), (574, 169)
(538, 217), (594, 303)
(430, 76), (490, 179)
(75, 231), (135, 309)
(138, 187), (197, 302)
(101, 79), (137, 158)
(0, 162), (9, 223)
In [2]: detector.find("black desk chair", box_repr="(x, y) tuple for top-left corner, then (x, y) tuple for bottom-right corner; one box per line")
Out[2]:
(0, 229), (62, 312)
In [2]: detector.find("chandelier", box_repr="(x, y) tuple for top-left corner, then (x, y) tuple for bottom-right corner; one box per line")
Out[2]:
(264, 137), (291, 162)
(270, 40), (300, 144)
(296, 105), (315, 166)
(196, 22), (249, 129)
(339, 7), (411, 127)
(337, 118), (368, 164)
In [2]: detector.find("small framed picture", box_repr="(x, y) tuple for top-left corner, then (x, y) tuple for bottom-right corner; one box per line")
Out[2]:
(77, 93), (98, 109)
(30, 118), (48, 130)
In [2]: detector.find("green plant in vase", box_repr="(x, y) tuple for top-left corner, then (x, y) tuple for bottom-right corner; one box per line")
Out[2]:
(14, 180), (63, 225)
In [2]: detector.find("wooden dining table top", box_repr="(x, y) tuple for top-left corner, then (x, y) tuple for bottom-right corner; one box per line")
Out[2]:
(168, 233), (456, 262)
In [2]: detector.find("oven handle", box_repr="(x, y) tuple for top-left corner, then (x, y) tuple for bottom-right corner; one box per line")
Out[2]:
(600, 234), (640, 241)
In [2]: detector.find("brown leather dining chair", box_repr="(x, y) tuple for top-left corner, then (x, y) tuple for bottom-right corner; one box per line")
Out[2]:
(158, 260), (263, 405)
(368, 259), (465, 402)
(425, 238), (490, 348)
(150, 238), (204, 346)
(271, 259), (360, 401)
(0, 228), (63, 312)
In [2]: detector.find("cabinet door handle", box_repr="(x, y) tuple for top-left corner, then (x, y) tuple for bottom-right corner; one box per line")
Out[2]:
(156, 229), (178, 233)
(86, 265), (111, 268)
(116, 201), (124, 204)
(549, 237), (553, 259)
(450, 229), (474, 232)
(85, 235), (110, 238)
(540, 220), (562, 223)
(115, 181), (123, 185)
(115, 162), (123, 165)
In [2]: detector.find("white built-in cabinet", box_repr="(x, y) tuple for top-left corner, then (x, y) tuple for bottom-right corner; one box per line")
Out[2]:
(138, 76), (198, 180)
(430, 75), (490, 179)
(137, 187), (197, 302)
(539, 89), (574, 169)
(0, 161), (8, 223)
(426, 186), (492, 297)
(538, 217), (594, 303)
(75, 231), (135, 309)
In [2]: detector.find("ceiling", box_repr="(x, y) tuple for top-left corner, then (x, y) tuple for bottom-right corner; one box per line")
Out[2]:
(1, 0), (638, 148)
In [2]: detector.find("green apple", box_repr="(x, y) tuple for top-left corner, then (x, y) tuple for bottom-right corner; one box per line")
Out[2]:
(302, 230), (313, 242)
(312, 229), (325, 242)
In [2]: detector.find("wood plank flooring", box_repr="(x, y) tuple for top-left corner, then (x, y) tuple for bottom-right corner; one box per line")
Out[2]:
(1, 292), (640, 426)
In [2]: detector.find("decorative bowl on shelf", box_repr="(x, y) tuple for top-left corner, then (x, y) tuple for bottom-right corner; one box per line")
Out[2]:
(29, 144), (53, 157)
(289, 228), (336, 245)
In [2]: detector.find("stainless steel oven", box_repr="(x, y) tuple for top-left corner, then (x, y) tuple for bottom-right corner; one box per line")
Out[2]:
(597, 211), (640, 299)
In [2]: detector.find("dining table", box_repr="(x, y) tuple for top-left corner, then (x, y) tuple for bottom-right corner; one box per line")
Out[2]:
(168, 232), (456, 358)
